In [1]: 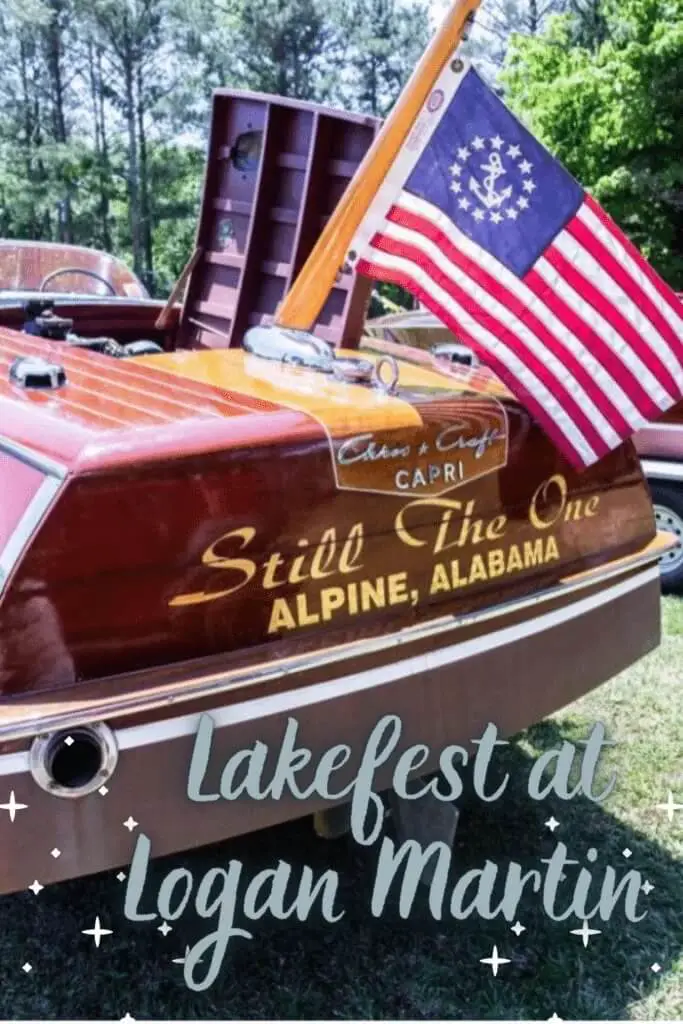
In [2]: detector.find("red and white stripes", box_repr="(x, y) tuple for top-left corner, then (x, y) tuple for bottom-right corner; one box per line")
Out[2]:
(356, 190), (683, 469)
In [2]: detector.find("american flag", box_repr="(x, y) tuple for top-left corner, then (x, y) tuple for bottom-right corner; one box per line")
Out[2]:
(351, 59), (683, 469)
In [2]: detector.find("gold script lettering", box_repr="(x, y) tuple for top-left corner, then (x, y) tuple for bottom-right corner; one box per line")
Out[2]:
(395, 497), (464, 550)
(584, 496), (601, 518)
(395, 498), (501, 554)
(310, 528), (339, 579)
(169, 527), (257, 607)
(528, 474), (568, 530)
(339, 522), (364, 573)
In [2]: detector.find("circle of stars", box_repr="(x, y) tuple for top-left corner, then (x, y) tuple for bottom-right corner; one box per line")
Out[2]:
(449, 136), (536, 227)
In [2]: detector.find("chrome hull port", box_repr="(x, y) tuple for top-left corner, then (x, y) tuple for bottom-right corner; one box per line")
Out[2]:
(29, 723), (118, 799)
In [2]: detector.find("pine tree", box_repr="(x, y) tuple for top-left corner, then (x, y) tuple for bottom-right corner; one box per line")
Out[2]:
(332, 0), (431, 117)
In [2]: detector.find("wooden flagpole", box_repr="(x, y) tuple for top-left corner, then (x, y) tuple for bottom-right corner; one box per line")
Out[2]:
(275, 0), (482, 333)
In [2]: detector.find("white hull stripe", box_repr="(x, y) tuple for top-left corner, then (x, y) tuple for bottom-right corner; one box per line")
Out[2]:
(0, 563), (659, 777)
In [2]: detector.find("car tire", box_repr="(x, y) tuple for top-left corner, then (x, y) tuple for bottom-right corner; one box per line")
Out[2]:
(650, 482), (683, 593)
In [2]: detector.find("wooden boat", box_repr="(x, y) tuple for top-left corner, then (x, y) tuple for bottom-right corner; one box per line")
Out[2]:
(0, 239), (149, 301)
(0, 10), (674, 893)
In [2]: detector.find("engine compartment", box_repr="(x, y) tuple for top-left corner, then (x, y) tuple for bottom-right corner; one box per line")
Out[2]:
(19, 299), (165, 359)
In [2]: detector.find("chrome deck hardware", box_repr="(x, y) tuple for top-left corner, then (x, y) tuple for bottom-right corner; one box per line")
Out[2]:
(244, 326), (400, 395)
(431, 341), (480, 368)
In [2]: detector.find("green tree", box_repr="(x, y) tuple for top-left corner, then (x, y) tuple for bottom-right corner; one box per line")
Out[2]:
(464, 0), (567, 74)
(563, 0), (608, 50)
(333, 0), (431, 116)
(503, 0), (683, 286)
(224, 0), (336, 100)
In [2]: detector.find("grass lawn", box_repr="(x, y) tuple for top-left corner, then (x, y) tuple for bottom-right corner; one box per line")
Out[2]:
(0, 600), (681, 1020)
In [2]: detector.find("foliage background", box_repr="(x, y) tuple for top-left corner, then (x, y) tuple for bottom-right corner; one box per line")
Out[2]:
(0, 0), (680, 298)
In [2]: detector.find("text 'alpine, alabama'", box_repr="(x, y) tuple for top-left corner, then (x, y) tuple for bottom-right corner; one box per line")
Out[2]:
(170, 474), (602, 634)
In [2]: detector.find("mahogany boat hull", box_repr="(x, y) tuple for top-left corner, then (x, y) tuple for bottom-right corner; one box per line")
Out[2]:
(0, 321), (671, 895)
(0, 542), (663, 895)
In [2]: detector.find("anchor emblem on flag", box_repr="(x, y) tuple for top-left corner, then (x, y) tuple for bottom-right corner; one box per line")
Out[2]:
(469, 152), (513, 211)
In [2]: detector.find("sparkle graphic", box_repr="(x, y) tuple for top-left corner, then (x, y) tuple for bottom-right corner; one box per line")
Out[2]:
(547, 1015), (563, 1022)
(172, 945), (204, 967)
(511, 921), (526, 937)
(120, 1015), (136, 1022)
(623, 848), (632, 859)
(50, 848), (61, 859)
(99, 785), (109, 797)
(541, 853), (577, 883)
(570, 919), (602, 947)
(158, 921), (172, 937)
(651, 963), (662, 974)
(642, 880), (655, 895)
(545, 816), (560, 832)
(656, 790), (683, 822)
(64, 735), (74, 747)
(123, 816), (139, 832)
(22, 963), (32, 974)
(116, 872), (127, 883)
(0, 791), (28, 822)
(82, 916), (113, 948)
(28, 880), (44, 895)
(479, 945), (510, 977)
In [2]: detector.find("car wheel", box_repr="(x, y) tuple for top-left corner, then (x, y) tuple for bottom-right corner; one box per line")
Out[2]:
(651, 483), (683, 592)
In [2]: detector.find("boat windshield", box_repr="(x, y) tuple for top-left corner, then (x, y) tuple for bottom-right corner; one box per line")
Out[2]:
(0, 242), (148, 299)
